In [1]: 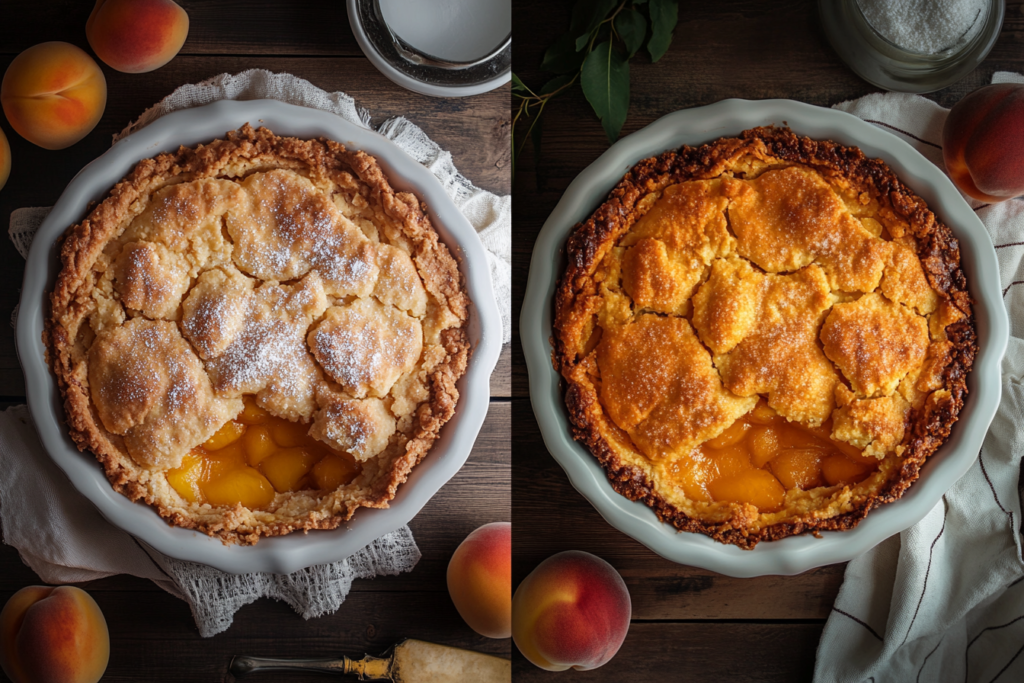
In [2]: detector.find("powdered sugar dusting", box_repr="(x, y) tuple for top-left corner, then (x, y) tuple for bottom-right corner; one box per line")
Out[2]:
(309, 299), (423, 399)
(113, 241), (189, 319)
(204, 274), (328, 418)
(88, 319), (238, 470)
(228, 170), (378, 295)
(214, 317), (306, 396)
(324, 402), (370, 452)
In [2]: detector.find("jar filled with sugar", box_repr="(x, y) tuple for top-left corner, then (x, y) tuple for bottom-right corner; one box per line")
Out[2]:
(819, 0), (1005, 93)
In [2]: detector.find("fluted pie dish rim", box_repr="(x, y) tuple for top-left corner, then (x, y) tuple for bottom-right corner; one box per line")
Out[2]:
(521, 98), (1008, 577)
(18, 99), (502, 574)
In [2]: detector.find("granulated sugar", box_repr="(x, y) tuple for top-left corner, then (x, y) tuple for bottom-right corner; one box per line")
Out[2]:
(857, 0), (988, 54)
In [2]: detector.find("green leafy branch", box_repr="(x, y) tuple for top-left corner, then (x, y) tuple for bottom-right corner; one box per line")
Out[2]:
(512, 0), (680, 184)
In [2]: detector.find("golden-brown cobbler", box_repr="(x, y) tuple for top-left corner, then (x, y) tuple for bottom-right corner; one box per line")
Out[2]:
(46, 125), (470, 545)
(553, 127), (976, 549)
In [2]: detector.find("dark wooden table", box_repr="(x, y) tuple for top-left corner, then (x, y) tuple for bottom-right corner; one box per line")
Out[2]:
(0, 2), (510, 681)
(512, 1), (1024, 680)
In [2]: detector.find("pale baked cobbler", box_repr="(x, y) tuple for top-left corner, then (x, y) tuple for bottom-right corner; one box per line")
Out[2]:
(45, 125), (470, 545)
(553, 127), (976, 548)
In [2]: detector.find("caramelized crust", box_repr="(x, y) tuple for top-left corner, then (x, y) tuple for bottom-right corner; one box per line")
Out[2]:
(619, 180), (733, 315)
(45, 125), (470, 545)
(597, 314), (756, 460)
(696, 260), (839, 425)
(833, 385), (909, 459)
(553, 127), (976, 548)
(821, 292), (930, 398)
(725, 166), (891, 292)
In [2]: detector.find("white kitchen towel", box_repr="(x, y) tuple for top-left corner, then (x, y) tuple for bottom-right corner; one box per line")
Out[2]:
(813, 73), (1024, 682)
(0, 69), (508, 637)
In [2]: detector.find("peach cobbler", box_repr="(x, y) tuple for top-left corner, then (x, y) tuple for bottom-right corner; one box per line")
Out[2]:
(46, 125), (469, 544)
(553, 127), (975, 548)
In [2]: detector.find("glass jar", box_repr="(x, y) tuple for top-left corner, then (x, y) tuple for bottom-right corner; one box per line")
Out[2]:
(819, 0), (1005, 93)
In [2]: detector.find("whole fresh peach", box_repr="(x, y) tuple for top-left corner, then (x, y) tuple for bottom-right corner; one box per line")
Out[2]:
(0, 585), (109, 683)
(87, 0), (189, 74)
(0, 127), (10, 192)
(447, 522), (511, 639)
(943, 83), (1024, 202)
(512, 550), (631, 671)
(1, 42), (107, 150)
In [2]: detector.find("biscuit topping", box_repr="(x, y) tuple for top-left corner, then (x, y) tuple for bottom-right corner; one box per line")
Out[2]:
(821, 292), (930, 398)
(203, 270), (330, 421)
(309, 298), (423, 399)
(693, 259), (839, 426)
(88, 318), (240, 470)
(597, 314), (757, 459)
(725, 166), (891, 292)
(113, 241), (191, 319)
(227, 169), (379, 296)
(48, 126), (469, 544)
(619, 180), (734, 314)
(557, 130), (974, 548)
(590, 163), (940, 465)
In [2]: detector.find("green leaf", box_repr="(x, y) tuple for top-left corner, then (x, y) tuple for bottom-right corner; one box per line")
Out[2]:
(541, 32), (587, 74)
(511, 72), (528, 95)
(581, 41), (630, 143)
(571, 0), (617, 51)
(540, 73), (575, 96)
(647, 0), (679, 62)
(615, 9), (647, 58)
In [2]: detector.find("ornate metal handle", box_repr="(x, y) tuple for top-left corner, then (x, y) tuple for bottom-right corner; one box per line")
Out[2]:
(230, 653), (394, 679)
(230, 656), (352, 676)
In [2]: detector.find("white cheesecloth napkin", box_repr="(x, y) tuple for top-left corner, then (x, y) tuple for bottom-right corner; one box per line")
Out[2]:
(813, 72), (1024, 682)
(0, 70), (510, 638)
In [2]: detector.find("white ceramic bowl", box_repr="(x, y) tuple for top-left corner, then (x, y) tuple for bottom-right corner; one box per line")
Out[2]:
(347, 0), (511, 98)
(17, 99), (503, 574)
(520, 99), (1008, 577)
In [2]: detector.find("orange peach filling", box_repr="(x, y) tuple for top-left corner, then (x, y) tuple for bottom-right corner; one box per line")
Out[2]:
(668, 401), (879, 513)
(166, 396), (361, 508)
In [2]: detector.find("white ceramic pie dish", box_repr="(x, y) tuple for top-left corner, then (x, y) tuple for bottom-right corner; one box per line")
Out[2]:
(17, 98), (503, 574)
(520, 98), (1009, 577)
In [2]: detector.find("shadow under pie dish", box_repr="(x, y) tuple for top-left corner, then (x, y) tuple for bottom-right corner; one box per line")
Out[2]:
(553, 126), (977, 549)
(44, 124), (470, 546)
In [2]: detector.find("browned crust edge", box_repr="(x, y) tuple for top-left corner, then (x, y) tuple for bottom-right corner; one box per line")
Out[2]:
(44, 124), (470, 545)
(552, 126), (978, 549)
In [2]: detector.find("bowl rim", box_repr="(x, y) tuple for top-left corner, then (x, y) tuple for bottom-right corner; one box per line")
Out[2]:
(345, 0), (511, 98)
(17, 98), (503, 575)
(519, 98), (1009, 577)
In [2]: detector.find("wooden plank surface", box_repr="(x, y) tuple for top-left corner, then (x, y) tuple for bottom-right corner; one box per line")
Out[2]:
(513, 623), (823, 682)
(510, 1), (1024, 680)
(0, 3), (510, 682)
(0, 1), (368, 57)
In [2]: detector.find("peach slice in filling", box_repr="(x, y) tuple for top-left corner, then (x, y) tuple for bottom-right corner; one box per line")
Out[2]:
(669, 399), (880, 513)
(165, 396), (362, 508)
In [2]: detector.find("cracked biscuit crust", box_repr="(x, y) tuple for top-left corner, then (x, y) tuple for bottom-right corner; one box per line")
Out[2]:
(45, 125), (470, 545)
(553, 127), (976, 549)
